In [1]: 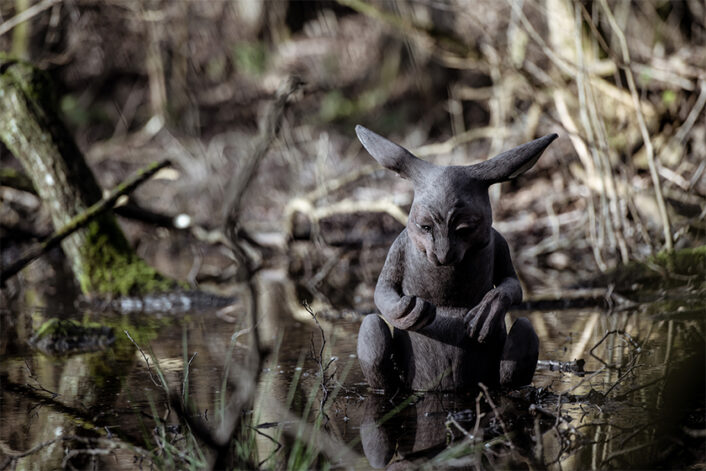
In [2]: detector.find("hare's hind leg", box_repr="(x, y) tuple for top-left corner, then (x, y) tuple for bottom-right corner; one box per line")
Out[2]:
(358, 314), (401, 391)
(499, 317), (539, 388)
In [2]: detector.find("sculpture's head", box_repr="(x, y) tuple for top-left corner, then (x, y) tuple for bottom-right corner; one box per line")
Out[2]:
(355, 125), (557, 266)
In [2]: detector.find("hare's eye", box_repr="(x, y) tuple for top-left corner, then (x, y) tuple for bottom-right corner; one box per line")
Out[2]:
(416, 223), (432, 233)
(455, 222), (475, 236)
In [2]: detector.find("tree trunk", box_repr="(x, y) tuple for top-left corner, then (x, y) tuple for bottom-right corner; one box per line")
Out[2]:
(0, 58), (175, 296)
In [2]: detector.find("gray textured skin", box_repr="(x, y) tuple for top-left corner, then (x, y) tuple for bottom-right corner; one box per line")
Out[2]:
(355, 125), (558, 392)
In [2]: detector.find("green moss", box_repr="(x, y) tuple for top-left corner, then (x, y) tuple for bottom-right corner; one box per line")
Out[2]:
(607, 245), (705, 296)
(34, 318), (106, 338)
(662, 90), (677, 106)
(60, 94), (91, 127)
(645, 295), (706, 320)
(30, 318), (115, 356)
(232, 41), (268, 77)
(0, 58), (58, 114)
(320, 90), (355, 121)
(34, 318), (72, 338)
(79, 217), (179, 296)
(652, 245), (706, 274)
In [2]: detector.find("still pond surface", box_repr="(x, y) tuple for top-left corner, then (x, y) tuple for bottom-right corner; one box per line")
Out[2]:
(1, 273), (704, 470)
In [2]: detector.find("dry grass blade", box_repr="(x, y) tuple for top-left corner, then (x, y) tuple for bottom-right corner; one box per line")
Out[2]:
(598, 0), (672, 251)
(0, 0), (61, 37)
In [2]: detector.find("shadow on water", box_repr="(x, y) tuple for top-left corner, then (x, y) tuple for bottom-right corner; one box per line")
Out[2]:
(0, 271), (704, 470)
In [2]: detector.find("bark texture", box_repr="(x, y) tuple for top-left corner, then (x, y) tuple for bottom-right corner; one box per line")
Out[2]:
(0, 58), (174, 296)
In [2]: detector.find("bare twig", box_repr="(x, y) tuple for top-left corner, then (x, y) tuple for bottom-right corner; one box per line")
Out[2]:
(23, 359), (60, 398)
(222, 75), (303, 244)
(182, 351), (197, 403)
(574, 2), (629, 264)
(479, 383), (515, 451)
(0, 0), (61, 37)
(252, 426), (283, 467)
(473, 391), (484, 438)
(589, 329), (640, 370)
(414, 126), (511, 158)
(337, 0), (482, 69)
(445, 414), (476, 441)
(304, 301), (337, 415)
(674, 80), (706, 143)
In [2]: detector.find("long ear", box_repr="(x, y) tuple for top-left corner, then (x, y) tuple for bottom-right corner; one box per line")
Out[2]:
(467, 134), (558, 183)
(355, 125), (434, 182)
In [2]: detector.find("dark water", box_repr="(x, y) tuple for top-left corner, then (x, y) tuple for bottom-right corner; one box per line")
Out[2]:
(1, 277), (704, 470)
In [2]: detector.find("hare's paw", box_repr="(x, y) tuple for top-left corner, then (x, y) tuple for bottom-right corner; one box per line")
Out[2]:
(391, 296), (436, 331)
(464, 289), (511, 343)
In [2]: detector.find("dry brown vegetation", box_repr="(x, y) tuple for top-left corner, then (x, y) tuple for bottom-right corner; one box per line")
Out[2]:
(1, 0), (705, 303)
(1, 2), (705, 469)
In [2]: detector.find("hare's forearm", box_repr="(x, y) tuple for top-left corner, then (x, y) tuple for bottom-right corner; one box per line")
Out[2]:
(495, 276), (522, 305)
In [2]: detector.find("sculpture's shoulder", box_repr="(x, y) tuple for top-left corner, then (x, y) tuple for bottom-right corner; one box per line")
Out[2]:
(387, 228), (409, 258)
(490, 227), (507, 248)
(376, 229), (410, 286)
(489, 227), (514, 262)
(397, 228), (410, 246)
(490, 227), (507, 245)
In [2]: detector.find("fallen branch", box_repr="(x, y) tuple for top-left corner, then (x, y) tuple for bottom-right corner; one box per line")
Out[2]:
(0, 434), (152, 471)
(1, 378), (146, 452)
(337, 0), (482, 68)
(285, 196), (408, 241)
(0, 159), (170, 285)
(222, 75), (303, 244)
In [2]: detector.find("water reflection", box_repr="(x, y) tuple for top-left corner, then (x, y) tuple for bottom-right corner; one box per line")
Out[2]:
(0, 276), (704, 469)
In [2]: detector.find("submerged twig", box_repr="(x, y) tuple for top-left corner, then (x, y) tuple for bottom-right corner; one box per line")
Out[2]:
(589, 329), (640, 370)
(479, 383), (516, 451)
(1, 380), (151, 465)
(23, 359), (60, 398)
(304, 301), (337, 415)
(124, 329), (164, 389)
(0, 434), (152, 471)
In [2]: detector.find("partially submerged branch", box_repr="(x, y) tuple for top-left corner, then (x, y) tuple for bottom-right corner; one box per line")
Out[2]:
(1, 159), (171, 285)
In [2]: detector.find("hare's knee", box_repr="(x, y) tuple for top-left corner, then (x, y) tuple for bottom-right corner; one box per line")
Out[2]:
(358, 315), (398, 391)
(499, 317), (539, 388)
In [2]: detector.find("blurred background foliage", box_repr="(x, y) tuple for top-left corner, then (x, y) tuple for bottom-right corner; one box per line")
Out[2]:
(1, 0), (704, 301)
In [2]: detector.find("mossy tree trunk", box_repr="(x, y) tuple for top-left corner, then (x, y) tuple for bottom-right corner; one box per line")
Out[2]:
(0, 58), (175, 296)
